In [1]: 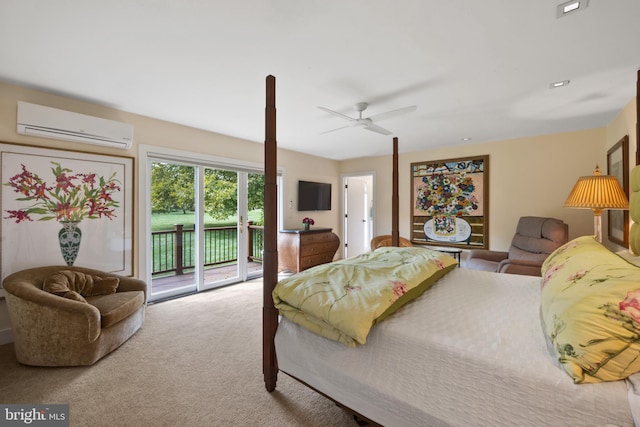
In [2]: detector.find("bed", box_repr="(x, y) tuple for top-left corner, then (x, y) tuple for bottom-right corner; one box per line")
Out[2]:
(262, 74), (640, 426)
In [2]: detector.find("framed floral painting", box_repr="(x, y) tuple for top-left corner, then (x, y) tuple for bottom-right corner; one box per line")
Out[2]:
(0, 143), (133, 294)
(607, 135), (629, 247)
(411, 155), (489, 249)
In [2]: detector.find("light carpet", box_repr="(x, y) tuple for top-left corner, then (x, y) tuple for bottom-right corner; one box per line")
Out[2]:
(0, 279), (356, 426)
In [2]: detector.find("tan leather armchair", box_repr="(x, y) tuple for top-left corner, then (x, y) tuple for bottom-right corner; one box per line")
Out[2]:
(3, 266), (146, 366)
(465, 216), (568, 276)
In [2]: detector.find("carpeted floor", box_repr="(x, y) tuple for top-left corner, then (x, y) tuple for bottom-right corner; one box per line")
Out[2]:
(0, 280), (356, 426)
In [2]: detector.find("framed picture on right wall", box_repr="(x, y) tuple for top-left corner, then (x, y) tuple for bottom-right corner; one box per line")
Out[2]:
(607, 135), (629, 247)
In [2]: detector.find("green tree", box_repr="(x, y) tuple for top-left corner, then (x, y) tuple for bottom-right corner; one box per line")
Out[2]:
(151, 163), (264, 221)
(248, 173), (264, 209)
(248, 173), (264, 225)
(150, 163), (194, 213)
(204, 169), (237, 220)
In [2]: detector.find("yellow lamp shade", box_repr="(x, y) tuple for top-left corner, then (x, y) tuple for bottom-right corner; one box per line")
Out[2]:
(564, 166), (629, 212)
(564, 165), (629, 242)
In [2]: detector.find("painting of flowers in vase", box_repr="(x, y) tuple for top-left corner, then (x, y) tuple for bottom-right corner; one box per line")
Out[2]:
(1, 144), (133, 281)
(411, 155), (488, 249)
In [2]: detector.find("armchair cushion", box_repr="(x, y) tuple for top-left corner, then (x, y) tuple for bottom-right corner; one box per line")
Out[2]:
(88, 291), (145, 328)
(497, 258), (547, 275)
(509, 217), (568, 262)
(464, 249), (508, 272)
(43, 270), (120, 303)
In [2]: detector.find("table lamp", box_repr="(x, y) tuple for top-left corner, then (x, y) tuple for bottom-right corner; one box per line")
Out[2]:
(564, 165), (629, 242)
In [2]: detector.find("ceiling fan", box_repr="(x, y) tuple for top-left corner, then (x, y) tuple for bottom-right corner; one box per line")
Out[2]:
(318, 102), (417, 135)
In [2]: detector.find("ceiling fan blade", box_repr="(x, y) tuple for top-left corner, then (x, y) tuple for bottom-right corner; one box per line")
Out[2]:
(320, 125), (351, 135)
(364, 123), (392, 135)
(368, 105), (417, 122)
(317, 106), (355, 121)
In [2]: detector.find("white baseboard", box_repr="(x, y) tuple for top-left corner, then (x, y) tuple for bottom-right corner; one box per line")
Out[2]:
(0, 328), (13, 345)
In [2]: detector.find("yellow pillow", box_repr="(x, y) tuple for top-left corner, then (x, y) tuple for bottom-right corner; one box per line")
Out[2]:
(540, 235), (640, 383)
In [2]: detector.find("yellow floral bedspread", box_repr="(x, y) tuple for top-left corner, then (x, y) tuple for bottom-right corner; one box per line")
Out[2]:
(273, 246), (457, 347)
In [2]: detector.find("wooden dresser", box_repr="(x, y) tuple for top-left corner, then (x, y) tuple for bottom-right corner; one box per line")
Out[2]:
(277, 228), (340, 273)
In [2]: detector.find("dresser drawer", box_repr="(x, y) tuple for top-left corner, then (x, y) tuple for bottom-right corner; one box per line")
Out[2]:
(299, 242), (338, 257)
(300, 253), (335, 270)
(300, 232), (336, 245)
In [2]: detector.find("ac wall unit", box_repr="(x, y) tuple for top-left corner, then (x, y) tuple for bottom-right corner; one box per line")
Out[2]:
(16, 102), (133, 149)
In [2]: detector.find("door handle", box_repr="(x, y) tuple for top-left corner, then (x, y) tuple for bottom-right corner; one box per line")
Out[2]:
(239, 215), (244, 233)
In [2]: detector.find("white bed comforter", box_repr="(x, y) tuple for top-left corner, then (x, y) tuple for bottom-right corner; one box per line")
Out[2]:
(275, 268), (637, 427)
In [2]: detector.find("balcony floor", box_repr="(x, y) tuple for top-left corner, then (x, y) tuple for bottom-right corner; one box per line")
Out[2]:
(151, 261), (263, 296)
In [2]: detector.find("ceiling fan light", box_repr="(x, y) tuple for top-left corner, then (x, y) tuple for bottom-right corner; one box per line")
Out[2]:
(354, 102), (368, 112)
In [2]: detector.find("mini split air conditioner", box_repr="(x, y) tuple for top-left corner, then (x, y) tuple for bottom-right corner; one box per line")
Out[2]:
(16, 102), (134, 149)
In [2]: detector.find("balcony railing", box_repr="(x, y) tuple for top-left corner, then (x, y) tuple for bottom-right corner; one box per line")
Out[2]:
(151, 222), (264, 276)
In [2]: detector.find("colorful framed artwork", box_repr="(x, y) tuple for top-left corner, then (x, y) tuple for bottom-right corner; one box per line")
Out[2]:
(0, 143), (133, 294)
(411, 155), (489, 249)
(607, 135), (629, 247)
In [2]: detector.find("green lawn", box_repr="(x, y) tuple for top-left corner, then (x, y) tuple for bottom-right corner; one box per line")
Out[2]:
(151, 210), (263, 231)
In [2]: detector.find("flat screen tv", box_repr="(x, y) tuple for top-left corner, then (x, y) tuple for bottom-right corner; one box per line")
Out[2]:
(298, 180), (331, 211)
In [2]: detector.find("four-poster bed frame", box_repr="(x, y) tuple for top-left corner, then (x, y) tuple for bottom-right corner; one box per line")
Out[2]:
(261, 75), (400, 423)
(263, 75), (278, 393)
(262, 74), (401, 393)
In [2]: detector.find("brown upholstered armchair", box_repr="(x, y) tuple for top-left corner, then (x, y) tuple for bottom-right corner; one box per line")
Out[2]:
(465, 216), (568, 276)
(3, 266), (146, 366)
(370, 235), (413, 251)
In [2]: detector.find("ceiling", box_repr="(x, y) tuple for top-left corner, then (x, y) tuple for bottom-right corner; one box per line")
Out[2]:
(0, 1), (639, 161)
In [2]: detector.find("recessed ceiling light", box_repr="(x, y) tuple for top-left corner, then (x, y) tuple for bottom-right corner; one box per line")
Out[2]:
(550, 80), (570, 89)
(556, 0), (588, 18)
(461, 137), (472, 142)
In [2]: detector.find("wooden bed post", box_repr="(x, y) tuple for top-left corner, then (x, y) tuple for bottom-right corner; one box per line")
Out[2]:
(391, 137), (400, 247)
(263, 75), (278, 392)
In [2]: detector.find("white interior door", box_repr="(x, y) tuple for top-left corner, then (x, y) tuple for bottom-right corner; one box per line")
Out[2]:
(344, 175), (374, 258)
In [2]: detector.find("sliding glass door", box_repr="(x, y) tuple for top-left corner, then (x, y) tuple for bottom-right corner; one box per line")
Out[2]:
(147, 158), (264, 302)
(150, 162), (197, 298)
(245, 172), (265, 280)
(202, 167), (240, 287)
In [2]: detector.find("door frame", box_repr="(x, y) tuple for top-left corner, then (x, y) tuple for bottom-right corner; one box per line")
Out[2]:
(138, 145), (283, 301)
(342, 171), (376, 259)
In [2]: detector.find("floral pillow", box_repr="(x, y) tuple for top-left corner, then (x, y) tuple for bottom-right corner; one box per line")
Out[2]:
(540, 235), (640, 383)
